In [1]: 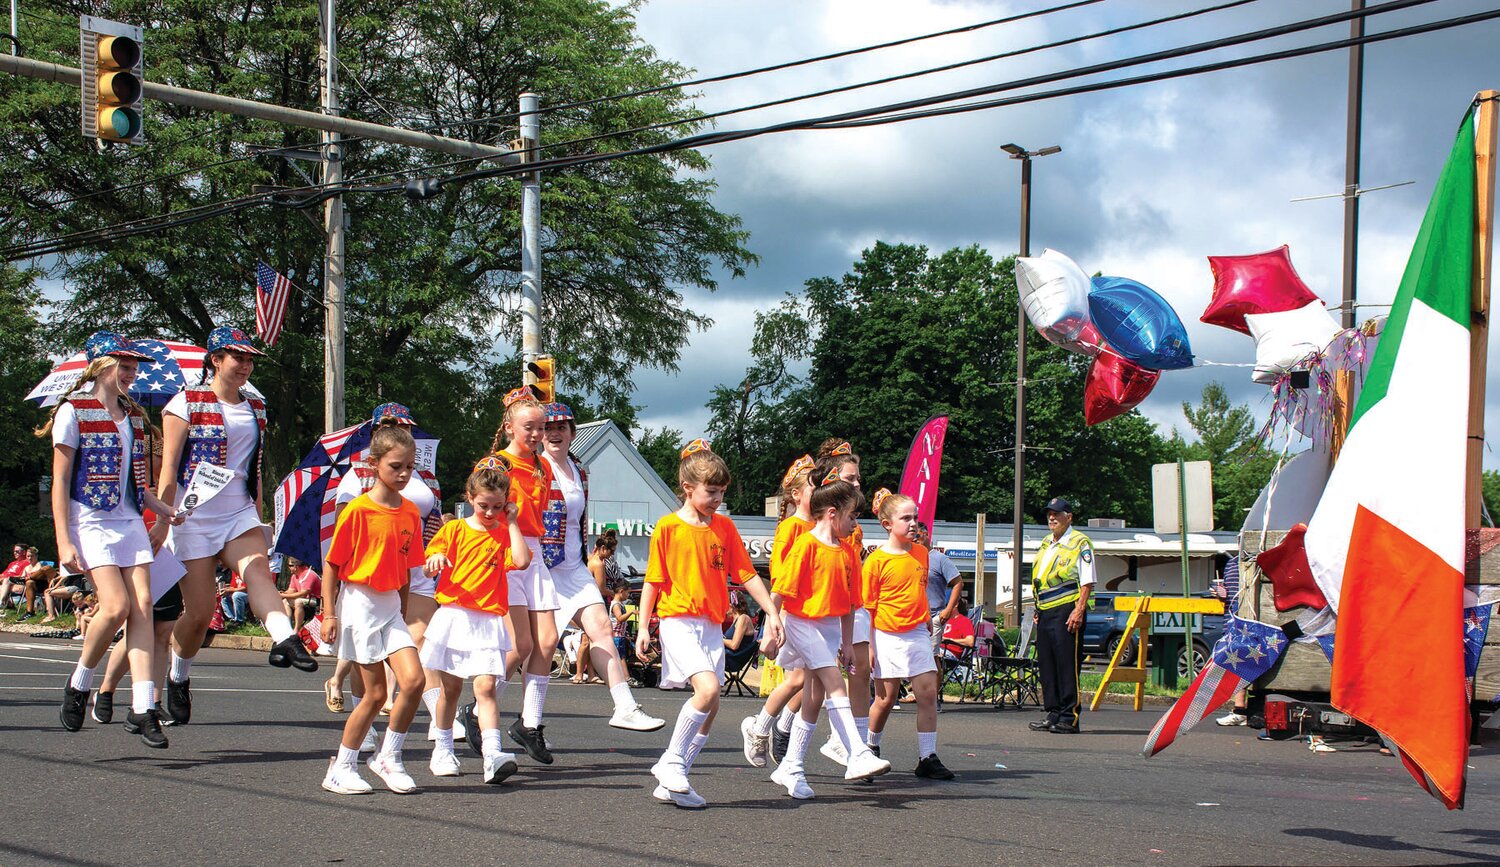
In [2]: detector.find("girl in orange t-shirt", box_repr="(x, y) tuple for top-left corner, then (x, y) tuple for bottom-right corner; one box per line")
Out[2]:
(487, 386), (560, 764)
(768, 466), (890, 800)
(420, 457), (530, 785)
(739, 453), (814, 768)
(637, 441), (783, 809)
(319, 425), (428, 796)
(864, 490), (954, 781)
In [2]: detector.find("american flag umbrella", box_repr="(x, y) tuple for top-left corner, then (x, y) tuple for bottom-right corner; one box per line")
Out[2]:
(26, 338), (262, 407)
(271, 422), (441, 568)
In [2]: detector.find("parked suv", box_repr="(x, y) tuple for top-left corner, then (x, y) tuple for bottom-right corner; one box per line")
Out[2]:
(1081, 591), (1227, 676)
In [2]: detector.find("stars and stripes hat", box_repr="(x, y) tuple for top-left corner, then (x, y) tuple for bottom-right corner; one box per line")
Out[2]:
(205, 325), (266, 356)
(372, 402), (415, 426)
(544, 402), (574, 422)
(84, 331), (152, 362)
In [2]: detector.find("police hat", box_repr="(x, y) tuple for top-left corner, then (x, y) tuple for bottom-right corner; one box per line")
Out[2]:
(1044, 497), (1073, 514)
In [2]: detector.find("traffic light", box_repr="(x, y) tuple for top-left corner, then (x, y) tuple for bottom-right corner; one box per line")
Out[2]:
(80, 16), (144, 145)
(526, 355), (556, 402)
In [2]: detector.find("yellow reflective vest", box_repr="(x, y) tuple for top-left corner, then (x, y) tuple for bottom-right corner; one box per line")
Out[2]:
(1031, 529), (1094, 612)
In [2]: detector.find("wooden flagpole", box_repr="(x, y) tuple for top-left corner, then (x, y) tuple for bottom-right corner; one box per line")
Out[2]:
(1468, 91), (1497, 528)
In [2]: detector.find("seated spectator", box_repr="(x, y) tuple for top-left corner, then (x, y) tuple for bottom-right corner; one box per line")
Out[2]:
(279, 557), (321, 631)
(0, 543), (28, 608)
(74, 592), (99, 640)
(723, 592), (753, 652)
(46, 568), (84, 613)
(218, 569), (248, 624)
(941, 612), (976, 660)
(19, 549), (55, 621)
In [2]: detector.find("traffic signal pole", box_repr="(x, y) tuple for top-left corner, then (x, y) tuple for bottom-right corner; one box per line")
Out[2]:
(320, 0), (345, 432)
(519, 92), (543, 387)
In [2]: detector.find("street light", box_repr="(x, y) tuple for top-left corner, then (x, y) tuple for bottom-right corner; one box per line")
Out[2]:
(1003, 142), (1061, 627)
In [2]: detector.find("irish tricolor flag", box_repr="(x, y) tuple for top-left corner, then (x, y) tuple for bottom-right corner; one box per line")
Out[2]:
(1304, 107), (1478, 810)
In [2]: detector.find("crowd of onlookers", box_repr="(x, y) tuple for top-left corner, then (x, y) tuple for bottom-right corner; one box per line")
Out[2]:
(1, 542), (91, 627)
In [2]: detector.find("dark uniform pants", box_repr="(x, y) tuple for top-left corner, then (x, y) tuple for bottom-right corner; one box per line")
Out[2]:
(1036, 606), (1082, 727)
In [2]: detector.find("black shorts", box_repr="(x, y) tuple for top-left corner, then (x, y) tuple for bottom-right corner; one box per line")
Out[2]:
(153, 583), (184, 622)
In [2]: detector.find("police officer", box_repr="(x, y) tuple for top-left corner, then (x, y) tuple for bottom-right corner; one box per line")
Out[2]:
(1026, 497), (1095, 734)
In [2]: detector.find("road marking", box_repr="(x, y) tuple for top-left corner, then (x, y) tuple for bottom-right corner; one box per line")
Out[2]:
(0, 686), (325, 693)
(0, 653), (75, 665)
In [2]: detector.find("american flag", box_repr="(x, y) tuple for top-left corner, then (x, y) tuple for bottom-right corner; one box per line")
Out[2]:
(25, 338), (226, 407)
(254, 261), (294, 347)
(1143, 615), (1288, 758)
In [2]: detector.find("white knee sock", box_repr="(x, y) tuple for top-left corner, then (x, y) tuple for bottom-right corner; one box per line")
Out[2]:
(753, 709), (775, 736)
(867, 728), (883, 747)
(824, 696), (864, 757)
(522, 673), (548, 727)
(131, 681), (155, 714)
(855, 715), (869, 745)
(434, 727), (455, 754)
(422, 686), (441, 719)
(380, 728), (407, 759)
(336, 744), (360, 769)
(263, 611), (295, 644)
(481, 728), (504, 760)
(168, 650), (192, 684)
(665, 702), (709, 763)
(775, 706), (796, 734)
(609, 681), (635, 713)
(684, 732), (709, 771)
(69, 663), (95, 692)
(917, 729), (937, 759)
(784, 715), (816, 775)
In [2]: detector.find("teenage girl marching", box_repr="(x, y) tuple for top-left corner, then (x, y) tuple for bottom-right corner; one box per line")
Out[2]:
(421, 456), (530, 784)
(768, 466), (890, 800)
(44, 332), (183, 746)
(486, 387), (561, 764)
(864, 490), (955, 780)
(638, 441), (783, 809)
(157, 326), (318, 727)
(539, 402), (662, 732)
(319, 424), (429, 795)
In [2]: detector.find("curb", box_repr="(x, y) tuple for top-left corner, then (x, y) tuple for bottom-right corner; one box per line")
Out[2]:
(0, 621), (274, 653)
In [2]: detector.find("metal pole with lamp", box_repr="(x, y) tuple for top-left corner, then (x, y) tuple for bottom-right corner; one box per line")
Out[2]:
(1001, 143), (1060, 628)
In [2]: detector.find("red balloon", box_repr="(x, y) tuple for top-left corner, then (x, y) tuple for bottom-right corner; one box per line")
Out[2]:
(1060, 320), (1104, 357)
(1202, 245), (1321, 335)
(1083, 349), (1159, 425)
(1257, 523), (1328, 612)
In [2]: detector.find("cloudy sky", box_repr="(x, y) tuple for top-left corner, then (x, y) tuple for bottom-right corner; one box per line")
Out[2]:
(620, 0), (1500, 465)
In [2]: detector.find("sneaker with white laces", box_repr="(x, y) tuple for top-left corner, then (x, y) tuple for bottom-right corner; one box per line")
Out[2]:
(819, 737), (849, 767)
(740, 716), (768, 768)
(609, 704), (666, 732)
(359, 726), (379, 753)
(483, 751), (519, 785)
(651, 758), (691, 794)
(770, 765), (815, 800)
(1215, 712), (1249, 727)
(367, 752), (419, 794)
(429, 750), (461, 777)
(322, 759), (373, 795)
(652, 784), (707, 808)
(843, 749), (892, 781)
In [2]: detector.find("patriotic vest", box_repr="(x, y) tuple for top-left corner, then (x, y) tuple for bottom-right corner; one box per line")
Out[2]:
(68, 396), (148, 513)
(176, 388), (267, 500)
(1031, 529), (1094, 612)
(541, 454), (588, 568)
(351, 465), (444, 544)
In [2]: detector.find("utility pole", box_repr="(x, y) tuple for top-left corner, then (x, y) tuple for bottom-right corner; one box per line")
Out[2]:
(1341, 0), (1364, 329)
(1001, 142), (1060, 627)
(320, 0), (345, 432)
(519, 92), (542, 382)
(9, 0), (17, 56)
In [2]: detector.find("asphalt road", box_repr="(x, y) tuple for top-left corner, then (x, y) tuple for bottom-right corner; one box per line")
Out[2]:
(3, 637), (1499, 866)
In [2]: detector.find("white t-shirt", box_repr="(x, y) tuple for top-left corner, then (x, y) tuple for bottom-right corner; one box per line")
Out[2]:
(543, 454), (586, 569)
(334, 470), (437, 517)
(164, 390), (258, 517)
(52, 399), (139, 524)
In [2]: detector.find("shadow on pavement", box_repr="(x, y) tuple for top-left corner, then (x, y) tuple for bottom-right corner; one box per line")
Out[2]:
(1284, 827), (1496, 862)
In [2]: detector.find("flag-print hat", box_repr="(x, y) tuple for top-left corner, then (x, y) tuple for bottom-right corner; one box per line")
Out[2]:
(84, 331), (152, 362)
(544, 402), (574, 422)
(372, 402), (415, 426)
(206, 325), (266, 356)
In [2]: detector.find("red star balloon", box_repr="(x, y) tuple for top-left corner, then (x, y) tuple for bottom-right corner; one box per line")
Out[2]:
(1083, 347), (1159, 425)
(1202, 245), (1322, 335)
(1257, 523), (1328, 612)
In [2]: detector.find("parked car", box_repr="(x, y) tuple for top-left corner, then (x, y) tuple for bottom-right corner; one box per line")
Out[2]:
(1081, 591), (1227, 677)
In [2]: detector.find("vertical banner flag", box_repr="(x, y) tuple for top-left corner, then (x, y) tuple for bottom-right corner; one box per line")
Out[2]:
(897, 415), (950, 532)
(1143, 615), (1287, 757)
(255, 261), (294, 347)
(1303, 107), (1478, 810)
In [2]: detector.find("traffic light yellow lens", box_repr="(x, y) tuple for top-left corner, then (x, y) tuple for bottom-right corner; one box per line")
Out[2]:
(98, 70), (141, 104)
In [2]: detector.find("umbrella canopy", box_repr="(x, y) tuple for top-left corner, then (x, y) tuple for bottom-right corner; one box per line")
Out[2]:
(26, 339), (262, 407)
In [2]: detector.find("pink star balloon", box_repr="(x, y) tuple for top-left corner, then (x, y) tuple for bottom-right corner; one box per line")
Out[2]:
(1202, 245), (1322, 335)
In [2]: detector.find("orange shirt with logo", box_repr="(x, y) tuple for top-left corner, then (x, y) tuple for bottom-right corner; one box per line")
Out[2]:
(775, 531), (861, 619)
(497, 450), (552, 537)
(646, 512), (758, 623)
(862, 543), (931, 633)
(770, 515), (813, 584)
(426, 518), (518, 615)
(844, 524), (866, 601)
(326, 494), (424, 593)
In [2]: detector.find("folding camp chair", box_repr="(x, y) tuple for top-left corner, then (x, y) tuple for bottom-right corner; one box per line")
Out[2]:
(988, 609), (1042, 710)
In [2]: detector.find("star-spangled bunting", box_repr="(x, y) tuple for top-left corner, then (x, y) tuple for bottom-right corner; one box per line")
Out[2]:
(1143, 615), (1289, 758)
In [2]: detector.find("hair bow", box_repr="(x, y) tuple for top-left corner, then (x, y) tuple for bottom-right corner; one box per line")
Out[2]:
(820, 466), (842, 486)
(781, 454), (814, 487)
(503, 386), (537, 407)
(680, 438), (712, 459)
(871, 488), (893, 514)
(473, 454), (508, 472)
(829, 440), (853, 456)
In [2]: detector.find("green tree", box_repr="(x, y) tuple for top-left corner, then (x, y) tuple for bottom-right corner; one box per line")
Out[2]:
(0, 267), (62, 555)
(1168, 383), (1278, 531)
(634, 425), (685, 493)
(706, 242), (1171, 523)
(1482, 470), (1500, 526)
(2, 0), (752, 496)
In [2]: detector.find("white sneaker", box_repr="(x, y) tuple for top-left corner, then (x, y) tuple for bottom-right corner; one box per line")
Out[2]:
(651, 758), (691, 794)
(1216, 712), (1249, 727)
(359, 727), (379, 753)
(321, 759), (373, 795)
(609, 704), (666, 732)
(819, 737), (849, 767)
(483, 751), (519, 785)
(740, 716), (768, 768)
(367, 752), (419, 794)
(429, 750), (461, 777)
(843, 749), (892, 781)
(653, 783), (708, 808)
(770, 765), (815, 799)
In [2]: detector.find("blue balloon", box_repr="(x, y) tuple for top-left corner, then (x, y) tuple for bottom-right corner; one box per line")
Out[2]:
(1087, 276), (1194, 370)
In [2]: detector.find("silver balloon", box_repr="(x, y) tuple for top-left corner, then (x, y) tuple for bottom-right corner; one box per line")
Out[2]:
(1014, 248), (1091, 347)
